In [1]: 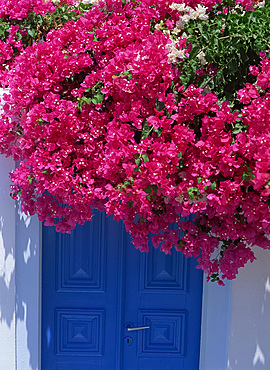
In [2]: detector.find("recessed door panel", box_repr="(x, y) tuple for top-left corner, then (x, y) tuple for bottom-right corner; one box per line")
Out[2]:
(42, 211), (203, 369)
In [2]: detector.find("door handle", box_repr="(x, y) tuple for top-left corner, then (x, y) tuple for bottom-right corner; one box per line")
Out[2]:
(126, 326), (150, 331)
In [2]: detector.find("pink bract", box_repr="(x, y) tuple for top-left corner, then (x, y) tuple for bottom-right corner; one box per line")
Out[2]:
(0, 0), (269, 284)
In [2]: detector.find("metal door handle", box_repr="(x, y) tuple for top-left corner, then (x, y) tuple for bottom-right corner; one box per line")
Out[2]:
(127, 326), (150, 332)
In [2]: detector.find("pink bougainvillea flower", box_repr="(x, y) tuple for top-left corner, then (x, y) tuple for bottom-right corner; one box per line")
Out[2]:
(0, 0), (269, 284)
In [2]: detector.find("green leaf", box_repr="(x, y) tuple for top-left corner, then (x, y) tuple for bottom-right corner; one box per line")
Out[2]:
(152, 184), (158, 193)
(242, 172), (249, 181)
(188, 187), (194, 200)
(144, 186), (152, 194)
(210, 272), (220, 282)
(82, 96), (92, 104)
(142, 154), (149, 162)
(177, 240), (186, 250)
(28, 28), (36, 38)
(92, 93), (104, 105)
(189, 45), (201, 60)
(77, 99), (83, 111)
(210, 182), (217, 190)
(154, 127), (163, 137)
(135, 158), (141, 166)
(141, 125), (152, 140)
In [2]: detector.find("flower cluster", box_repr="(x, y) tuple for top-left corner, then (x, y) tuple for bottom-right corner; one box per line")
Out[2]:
(0, 0), (269, 284)
(0, 0), (56, 20)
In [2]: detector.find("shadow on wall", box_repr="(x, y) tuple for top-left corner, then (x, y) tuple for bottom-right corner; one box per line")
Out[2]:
(0, 101), (39, 368)
(0, 215), (15, 327)
(15, 206), (40, 370)
(0, 92), (16, 328)
(0, 164), (39, 370)
(0, 156), (16, 370)
(227, 246), (270, 370)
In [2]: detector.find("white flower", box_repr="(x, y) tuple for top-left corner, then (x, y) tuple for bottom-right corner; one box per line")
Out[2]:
(182, 14), (191, 24)
(165, 39), (185, 64)
(73, 0), (99, 5)
(257, 0), (265, 8)
(169, 2), (187, 12)
(83, 0), (99, 4)
(176, 4), (208, 26)
(197, 51), (207, 65)
(189, 5), (208, 21)
(175, 19), (184, 30)
(164, 196), (169, 204)
(196, 4), (209, 20)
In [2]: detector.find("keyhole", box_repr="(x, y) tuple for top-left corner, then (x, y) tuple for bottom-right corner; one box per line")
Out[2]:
(124, 336), (133, 346)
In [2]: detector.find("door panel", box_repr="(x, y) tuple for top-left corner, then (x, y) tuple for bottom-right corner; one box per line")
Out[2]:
(42, 210), (203, 369)
(122, 225), (203, 370)
(42, 212), (123, 369)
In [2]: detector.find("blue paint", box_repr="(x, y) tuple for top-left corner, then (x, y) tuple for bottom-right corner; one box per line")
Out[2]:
(46, 327), (51, 348)
(42, 211), (203, 369)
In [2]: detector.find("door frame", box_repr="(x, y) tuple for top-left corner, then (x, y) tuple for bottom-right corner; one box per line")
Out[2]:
(14, 210), (232, 370)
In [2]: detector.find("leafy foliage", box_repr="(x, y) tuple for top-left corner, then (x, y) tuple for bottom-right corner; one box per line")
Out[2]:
(182, 1), (270, 103)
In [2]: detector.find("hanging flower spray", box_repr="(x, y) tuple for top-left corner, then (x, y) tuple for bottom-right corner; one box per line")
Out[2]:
(1, 0), (270, 284)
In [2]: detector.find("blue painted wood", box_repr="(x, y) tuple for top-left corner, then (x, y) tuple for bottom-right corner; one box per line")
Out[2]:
(42, 211), (203, 369)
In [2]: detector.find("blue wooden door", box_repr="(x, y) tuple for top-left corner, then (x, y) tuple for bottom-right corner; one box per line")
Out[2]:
(42, 211), (203, 369)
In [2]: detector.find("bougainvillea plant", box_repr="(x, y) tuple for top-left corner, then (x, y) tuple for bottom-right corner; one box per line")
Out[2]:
(0, 0), (270, 284)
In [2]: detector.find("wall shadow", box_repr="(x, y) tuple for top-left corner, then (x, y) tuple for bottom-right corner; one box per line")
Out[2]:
(0, 214), (15, 326)
(0, 190), (39, 369)
(15, 207), (40, 370)
(0, 155), (16, 369)
(228, 246), (270, 369)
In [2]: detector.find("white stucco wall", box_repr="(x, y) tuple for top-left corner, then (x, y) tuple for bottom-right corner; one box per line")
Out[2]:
(15, 204), (40, 370)
(228, 246), (270, 370)
(0, 155), (40, 370)
(200, 277), (232, 370)
(0, 155), (15, 370)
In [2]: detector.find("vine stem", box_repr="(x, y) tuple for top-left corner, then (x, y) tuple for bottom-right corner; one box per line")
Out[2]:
(218, 34), (246, 40)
